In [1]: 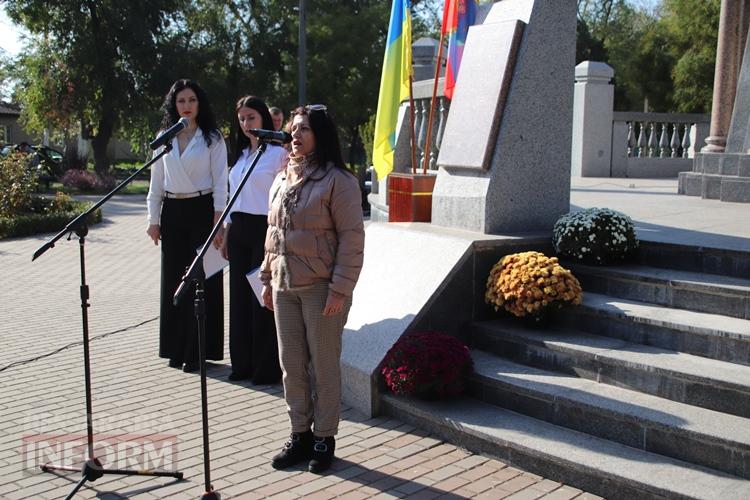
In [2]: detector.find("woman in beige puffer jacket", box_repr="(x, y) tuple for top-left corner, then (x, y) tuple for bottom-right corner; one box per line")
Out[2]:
(260, 104), (364, 474)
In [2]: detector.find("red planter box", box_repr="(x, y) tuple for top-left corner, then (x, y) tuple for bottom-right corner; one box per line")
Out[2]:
(388, 172), (437, 223)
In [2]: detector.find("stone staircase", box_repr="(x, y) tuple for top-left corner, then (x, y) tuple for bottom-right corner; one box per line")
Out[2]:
(382, 242), (750, 499)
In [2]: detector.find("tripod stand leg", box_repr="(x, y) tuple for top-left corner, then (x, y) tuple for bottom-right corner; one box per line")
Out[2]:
(65, 476), (88, 500)
(101, 468), (183, 479)
(194, 283), (218, 498)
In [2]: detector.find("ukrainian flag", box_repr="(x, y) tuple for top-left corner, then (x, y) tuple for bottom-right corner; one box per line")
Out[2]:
(373, 0), (412, 180)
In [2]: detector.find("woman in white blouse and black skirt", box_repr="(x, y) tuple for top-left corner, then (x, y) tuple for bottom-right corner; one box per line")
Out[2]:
(220, 96), (288, 383)
(146, 79), (228, 373)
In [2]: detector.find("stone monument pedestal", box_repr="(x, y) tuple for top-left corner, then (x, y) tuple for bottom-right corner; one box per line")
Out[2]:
(680, 9), (750, 203)
(679, 153), (750, 202)
(431, 0), (576, 234)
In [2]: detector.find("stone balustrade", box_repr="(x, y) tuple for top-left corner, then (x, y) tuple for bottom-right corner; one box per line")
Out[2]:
(609, 112), (709, 178)
(411, 78), (450, 171)
(617, 113), (699, 159)
(391, 63), (710, 181)
(573, 61), (710, 178)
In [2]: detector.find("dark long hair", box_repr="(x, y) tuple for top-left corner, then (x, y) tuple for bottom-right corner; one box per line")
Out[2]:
(290, 105), (348, 172)
(231, 95), (275, 165)
(159, 79), (219, 147)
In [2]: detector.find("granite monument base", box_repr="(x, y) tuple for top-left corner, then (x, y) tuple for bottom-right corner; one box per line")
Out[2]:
(678, 152), (750, 202)
(431, 0), (576, 234)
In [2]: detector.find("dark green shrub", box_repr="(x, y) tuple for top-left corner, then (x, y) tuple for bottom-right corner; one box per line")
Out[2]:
(0, 193), (102, 239)
(0, 152), (38, 217)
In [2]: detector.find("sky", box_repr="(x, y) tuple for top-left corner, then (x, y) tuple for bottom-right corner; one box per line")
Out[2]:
(0, 9), (27, 57)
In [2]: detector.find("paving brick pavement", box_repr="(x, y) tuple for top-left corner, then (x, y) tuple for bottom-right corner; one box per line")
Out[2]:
(0, 195), (598, 499)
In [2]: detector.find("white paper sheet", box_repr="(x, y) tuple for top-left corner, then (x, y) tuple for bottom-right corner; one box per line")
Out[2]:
(197, 243), (229, 279)
(245, 266), (265, 306)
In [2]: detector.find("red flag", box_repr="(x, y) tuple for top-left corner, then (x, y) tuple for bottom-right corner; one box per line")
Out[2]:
(442, 0), (477, 99)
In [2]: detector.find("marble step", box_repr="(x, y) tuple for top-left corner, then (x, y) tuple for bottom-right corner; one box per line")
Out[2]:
(381, 394), (750, 500)
(468, 350), (750, 479)
(471, 321), (750, 418)
(560, 292), (750, 365)
(635, 240), (750, 279)
(564, 262), (750, 319)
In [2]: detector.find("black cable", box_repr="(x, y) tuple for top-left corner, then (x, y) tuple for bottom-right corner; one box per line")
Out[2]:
(0, 317), (158, 373)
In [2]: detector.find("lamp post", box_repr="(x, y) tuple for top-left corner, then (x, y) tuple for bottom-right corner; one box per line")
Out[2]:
(299, 0), (307, 105)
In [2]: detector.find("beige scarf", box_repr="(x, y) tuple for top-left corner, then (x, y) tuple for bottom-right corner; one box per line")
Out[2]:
(272, 154), (319, 289)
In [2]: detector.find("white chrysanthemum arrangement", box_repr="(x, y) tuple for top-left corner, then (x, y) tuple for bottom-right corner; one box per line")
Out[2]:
(552, 208), (638, 264)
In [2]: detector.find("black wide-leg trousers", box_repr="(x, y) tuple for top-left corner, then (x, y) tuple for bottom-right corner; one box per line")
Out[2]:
(227, 212), (281, 383)
(158, 194), (224, 363)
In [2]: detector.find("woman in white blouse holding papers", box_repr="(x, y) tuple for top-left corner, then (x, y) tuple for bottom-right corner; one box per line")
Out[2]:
(146, 79), (228, 373)
(220, 95), (288, 383)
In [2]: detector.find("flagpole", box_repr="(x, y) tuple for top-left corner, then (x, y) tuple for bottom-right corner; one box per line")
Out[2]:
(408, 75), (418, 174)
(422, 30), (446, 174)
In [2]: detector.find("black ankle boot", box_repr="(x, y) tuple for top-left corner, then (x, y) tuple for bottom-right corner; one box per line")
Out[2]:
(308, 436), (335, 473)
(271, 431), (313, 470)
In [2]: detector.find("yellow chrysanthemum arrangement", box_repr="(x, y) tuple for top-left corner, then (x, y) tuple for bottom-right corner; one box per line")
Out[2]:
(485, 251), (583, 318)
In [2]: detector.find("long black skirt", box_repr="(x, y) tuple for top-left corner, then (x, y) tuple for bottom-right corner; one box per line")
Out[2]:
(158, 194), (224, 363)
(227, 212), (281, 383)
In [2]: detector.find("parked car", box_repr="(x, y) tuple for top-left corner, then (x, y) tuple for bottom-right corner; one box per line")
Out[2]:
(33, 145), (65, 178)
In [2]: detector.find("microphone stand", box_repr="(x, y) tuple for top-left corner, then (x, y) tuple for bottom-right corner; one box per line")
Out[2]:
(32, 143), (183, 499)
(173, 140), (271, 500)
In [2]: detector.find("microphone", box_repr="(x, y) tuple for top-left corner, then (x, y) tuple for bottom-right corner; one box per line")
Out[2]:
(248, 128), (292, 144)
(149, 117), (190, 150)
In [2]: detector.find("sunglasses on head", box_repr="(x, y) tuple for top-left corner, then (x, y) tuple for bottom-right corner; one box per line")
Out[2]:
(305, 104), (327, 114)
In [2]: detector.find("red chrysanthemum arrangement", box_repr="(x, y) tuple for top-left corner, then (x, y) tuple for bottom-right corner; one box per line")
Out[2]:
(381, 331), (474, 399)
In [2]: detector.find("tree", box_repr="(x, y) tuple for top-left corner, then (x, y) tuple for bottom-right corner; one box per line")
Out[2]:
(303, 1), (390, 158)
(4, 0), (184, 172)
(660, 0), (720, 113)
(0, 50), (13, 101)
(3, 0), (504, 171)
(576, 17), (607, 64)
(577, 0), (720, 113)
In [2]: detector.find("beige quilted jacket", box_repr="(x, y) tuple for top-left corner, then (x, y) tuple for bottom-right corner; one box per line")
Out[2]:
(260, 164), (365, 297)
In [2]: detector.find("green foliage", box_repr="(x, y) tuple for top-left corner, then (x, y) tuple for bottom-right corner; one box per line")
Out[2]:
(577, 0), (719, 113)
(662, 0), (720, 112)
(578, 1), (667, 110)
(360, 113), (377, 167)
(6, 0), (396, 165)
(0, 51), (14, 101)
(170, 0), (298, 138)
(0, 152), (38, 217)
(576, 18), (607, 63)
(303, 1), (390, 147)
(0, 193), (102, 239)
(5, 0), (185, 172)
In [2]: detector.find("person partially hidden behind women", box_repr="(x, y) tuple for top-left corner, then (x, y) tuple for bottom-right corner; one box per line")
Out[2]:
(220, 96), (288, 383)
(260, 104), (365, 473)
(146, 79), (227, 373)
